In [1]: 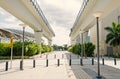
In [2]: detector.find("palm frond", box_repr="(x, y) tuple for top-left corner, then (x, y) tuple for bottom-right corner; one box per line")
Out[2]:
(112, 22), (117, 28)
(104, 27), (114, 33)
(106, 34), (114, 43)
(105, 22), (120, 46)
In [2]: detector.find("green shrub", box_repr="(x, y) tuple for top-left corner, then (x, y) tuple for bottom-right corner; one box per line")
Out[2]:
(13, 41), (22, 56)
(0, 41), (53, 58)
(0, 43), (10, 56)
(41, 44), (53, 53)
(84, 42), (95, 57)
(72, 43), (81, 55)
(68, 42), (95, 57)
(68, 46), (73, 52)
(25, 43), (36, 56)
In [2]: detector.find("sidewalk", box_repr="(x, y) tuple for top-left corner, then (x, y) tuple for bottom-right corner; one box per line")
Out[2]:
(0, 51), (70, 79)
(0, 51), (120, 79)
(66, 52), (120, 79)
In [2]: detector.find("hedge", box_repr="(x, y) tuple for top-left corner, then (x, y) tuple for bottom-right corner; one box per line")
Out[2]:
(0, 41), (53, 56)
(68, 42), (95, 57)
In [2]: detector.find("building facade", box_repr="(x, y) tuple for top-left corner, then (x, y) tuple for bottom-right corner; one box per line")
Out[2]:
(70, 0), (120, 56)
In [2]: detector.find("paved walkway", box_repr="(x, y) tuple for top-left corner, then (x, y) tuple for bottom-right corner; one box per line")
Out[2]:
(0, 51), (120, 79)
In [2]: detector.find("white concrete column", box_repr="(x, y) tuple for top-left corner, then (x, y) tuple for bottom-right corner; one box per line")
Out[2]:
(34, 31), (42, 44)
(48, 40), (52, 46)
(79, 34), (81, 44)
(34, 31), (43, 55)
(71, 40), (75, 45)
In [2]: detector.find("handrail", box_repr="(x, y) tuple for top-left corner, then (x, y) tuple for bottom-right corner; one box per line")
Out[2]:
(30, 0), (55, 36)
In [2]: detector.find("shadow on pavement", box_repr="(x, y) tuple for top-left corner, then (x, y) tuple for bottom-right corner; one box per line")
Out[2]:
(64, 52), (120, 79)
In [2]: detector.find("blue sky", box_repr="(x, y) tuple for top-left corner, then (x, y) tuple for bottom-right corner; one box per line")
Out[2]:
(0, 0), (83, 45)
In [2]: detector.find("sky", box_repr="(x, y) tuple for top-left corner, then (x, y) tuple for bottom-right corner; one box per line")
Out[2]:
(0, 0), (83, 46)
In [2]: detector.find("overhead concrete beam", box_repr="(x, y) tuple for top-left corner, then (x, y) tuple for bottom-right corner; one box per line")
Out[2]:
(0, 0), (55, 41)
(70, 0), (120, 41)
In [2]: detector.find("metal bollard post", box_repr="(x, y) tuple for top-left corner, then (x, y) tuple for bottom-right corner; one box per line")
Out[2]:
(46, 54), (48, 59)
(69, 59), (71, 66)
(92, 58), (94, 65)
(114, 58), (117, 65)
(33, 59), (35, 68)
(40, 55), (42, 58)
(5, 61), (8, 71)
(80, 58), (83, 66)
(62, 54), (64, 59)
(57, 59), (60, 66)
(102, 58), (104, 65)
(20, 60), (23, 70)
(46, 59), (48, 67)
(54, 54), (56, 59)
(77, 55), (79, 59)
(70, 54), (71, 59)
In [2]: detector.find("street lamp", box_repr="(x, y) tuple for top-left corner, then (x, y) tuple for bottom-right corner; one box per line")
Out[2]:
(81, 32), (83, 58)
(93, 11), (103, 79)
(19, 24), (27, 70)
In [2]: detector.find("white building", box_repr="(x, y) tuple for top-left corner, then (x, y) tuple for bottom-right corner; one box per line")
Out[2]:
(70, 0), (120, 55)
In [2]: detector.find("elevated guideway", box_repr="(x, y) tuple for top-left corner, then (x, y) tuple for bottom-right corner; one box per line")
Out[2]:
(70, 0), (120, 44)
(0, 0), (55, 44)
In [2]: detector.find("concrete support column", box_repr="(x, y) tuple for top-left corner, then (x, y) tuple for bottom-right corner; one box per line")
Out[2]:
(34, 31), (42, 55)
(71, 40), (75, 45)
(79, 34), (81, 44)
(48, 40), (52, 46)
(34, 31), (42, 44)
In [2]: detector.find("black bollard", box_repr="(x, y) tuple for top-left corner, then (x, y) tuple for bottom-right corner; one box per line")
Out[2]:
(57, 59), (60, 66)
(70, 54), (71, 59)
(80, 58), (83, 66)
(102, 58), (104, 65)
(92, 58), (94, 65)
(40, 55), (42, 58)
(69, 59), (71, 66)
(54, 54), (56, 59)
(46, 59), (48, 67)
(46, 54), (48, 59)
(62, 54), (64, 59)
(114, 58), (117, 65)
(20, 60), (23, 70)
(33, 59), (35, 68)
(5, 61), (8, 71)
(77, 55), (79, 59)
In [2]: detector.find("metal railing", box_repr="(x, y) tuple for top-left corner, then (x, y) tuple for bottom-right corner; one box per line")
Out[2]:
(30, 0), (55, 36)
(70, 0), (89, 34)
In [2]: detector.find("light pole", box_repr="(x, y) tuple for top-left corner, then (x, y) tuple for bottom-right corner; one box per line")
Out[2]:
(80, 30), (86, 59)
(10, 37), (13, 69)
(19, 24), (27, 70)
(93, 11), (103, 79)
(81, 32), (83, 58)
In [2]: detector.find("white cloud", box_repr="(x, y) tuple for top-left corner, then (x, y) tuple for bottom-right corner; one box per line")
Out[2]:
(0, 7), (34, 33)
(0, 22), (34, 33)
(49, 21), (71, 45)
(0, 0), (83, 46)
(38, 0), (83, 45)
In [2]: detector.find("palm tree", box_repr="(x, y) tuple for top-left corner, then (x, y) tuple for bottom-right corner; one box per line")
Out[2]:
(104, 22), (120, 55)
